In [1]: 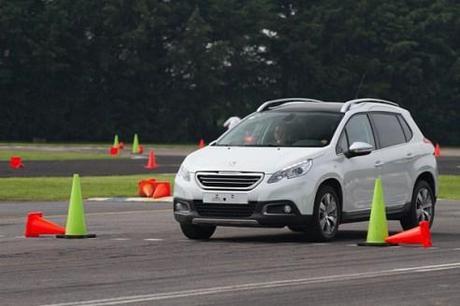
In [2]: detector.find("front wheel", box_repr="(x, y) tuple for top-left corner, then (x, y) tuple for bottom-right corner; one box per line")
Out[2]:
(307, 185), (340, 241)
(180, 223), (216, 240)
(400, 181), (435, 230)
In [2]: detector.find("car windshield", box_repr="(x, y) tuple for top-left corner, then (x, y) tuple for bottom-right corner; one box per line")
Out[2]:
(215, 111), (343, 147)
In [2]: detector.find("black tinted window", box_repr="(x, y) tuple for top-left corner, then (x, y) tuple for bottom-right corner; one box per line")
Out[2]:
(371, 113), (406, 148)
(345, 114), (375, 148)
(397, 115), (413, 141)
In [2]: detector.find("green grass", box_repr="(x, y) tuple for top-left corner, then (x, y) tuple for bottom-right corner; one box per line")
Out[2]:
(439, 175), (460, 200)
(0, 174), (457, 201)
(0, 149), (117, 161)
(0, 174), (175, 201)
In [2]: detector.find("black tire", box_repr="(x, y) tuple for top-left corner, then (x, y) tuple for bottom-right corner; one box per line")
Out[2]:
(307, 185), (341, 241)
(287, 225), (306, 233)
(180, 223), (216, 240)
(400, 180), (435, 230)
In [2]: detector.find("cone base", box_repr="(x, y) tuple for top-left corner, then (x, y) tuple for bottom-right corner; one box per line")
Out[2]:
(56, 234), (96, 239)
(357, 241), (397, 247)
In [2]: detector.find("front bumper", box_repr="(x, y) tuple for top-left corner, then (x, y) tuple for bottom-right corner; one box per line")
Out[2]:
(173, 198), (312, 228)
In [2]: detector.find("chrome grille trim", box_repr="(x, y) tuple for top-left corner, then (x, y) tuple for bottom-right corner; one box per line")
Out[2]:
(195, 172), (264, 191)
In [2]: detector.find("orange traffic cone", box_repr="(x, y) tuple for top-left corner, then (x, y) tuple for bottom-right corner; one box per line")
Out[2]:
(145, 150), (157, 169)
(10, 156), (24, 169)
(153, 182), (171, 199)
(198, 139), (205, 149)
(434, 143), (441, 157)
(119, 142), (125, 149)
(138, 179), (157, 197)
(385, 221), (432, 248)
(109, 146), (119, 156)
(25, 212), (65, 237)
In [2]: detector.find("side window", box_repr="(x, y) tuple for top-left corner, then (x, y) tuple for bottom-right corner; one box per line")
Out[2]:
(336, 131), (349, 154)
(371, 113), (406, 148)
(345, 114), (376, 148)
(397, 115), (413, 141)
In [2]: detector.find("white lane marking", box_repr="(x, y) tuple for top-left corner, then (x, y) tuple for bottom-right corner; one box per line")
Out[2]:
(110, 238), (130, 241)
(144, 238), (163, 241)
(14, 236), (25, 239)
(40, 262), (460, 306)
(453, 248), (460, 251)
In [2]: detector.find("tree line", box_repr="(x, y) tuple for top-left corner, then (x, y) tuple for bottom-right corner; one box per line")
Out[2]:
(1, 0), (459, 144)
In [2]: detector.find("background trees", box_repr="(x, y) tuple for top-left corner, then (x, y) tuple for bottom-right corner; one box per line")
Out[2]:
(1, 0), (458, 144)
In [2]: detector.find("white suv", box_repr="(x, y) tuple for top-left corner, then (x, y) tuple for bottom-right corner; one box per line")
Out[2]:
(174, 98), (438, 241)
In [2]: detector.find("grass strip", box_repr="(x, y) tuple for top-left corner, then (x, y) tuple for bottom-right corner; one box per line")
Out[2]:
(0, 174), (175, 201)
(0, 175), (457, 201)
(439, 175), (460, 201)
(0, 150), (116, 161)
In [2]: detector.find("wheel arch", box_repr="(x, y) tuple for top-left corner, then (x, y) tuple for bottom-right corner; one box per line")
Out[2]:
(317, 178), (343, 214)
(415, 171), (436, 200)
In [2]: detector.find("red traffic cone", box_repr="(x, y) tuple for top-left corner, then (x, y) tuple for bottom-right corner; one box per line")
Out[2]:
(138, 145), (144, 154)
(153, 182), (171, 199)
(198, 139), (205, 149)
(434, 143), (441, 157)
(10, 156), (24, 169)
(25, 212), (65, 238)
(109, 146), (119, 156)
(119, 142), (125, 149)
(138, 179), (158, 197)
(385, 221), (432, 248)
(145, 150), (158, 169)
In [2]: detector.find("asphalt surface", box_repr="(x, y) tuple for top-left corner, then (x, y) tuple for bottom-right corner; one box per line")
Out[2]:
(1, 155), (459, 177)
(1, 199), (460, 305)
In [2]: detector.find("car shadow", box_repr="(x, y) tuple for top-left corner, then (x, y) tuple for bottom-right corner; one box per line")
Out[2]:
(210, 229), (368, 244)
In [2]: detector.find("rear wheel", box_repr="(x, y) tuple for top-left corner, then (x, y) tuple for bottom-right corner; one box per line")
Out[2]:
(180, 223), (216, 240)
(400, 180), (435, 230)
(307, 185), (340, 241)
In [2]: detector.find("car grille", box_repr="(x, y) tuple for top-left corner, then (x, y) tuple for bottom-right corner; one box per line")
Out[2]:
(194, 202), (256, 218)
(196, 172), (264, 190)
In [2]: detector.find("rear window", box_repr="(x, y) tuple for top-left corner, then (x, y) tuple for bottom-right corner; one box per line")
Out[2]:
(371, 113), (406, 148)
(397, 115), (413, 141)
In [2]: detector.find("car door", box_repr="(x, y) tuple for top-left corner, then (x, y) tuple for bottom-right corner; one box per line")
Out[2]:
(337, 113), (379, 212)
(369, 112), (412, 207)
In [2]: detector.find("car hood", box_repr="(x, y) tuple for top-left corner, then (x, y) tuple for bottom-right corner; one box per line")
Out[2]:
(183, 146), (326, 174)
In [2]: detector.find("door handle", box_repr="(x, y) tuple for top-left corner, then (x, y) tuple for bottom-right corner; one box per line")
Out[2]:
(405, 153), (414, 160)
(374, 161), (385, 168)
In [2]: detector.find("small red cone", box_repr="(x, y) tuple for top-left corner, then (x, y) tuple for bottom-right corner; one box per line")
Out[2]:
(138, 179), (157, 197)
(385, 221), (432, 248)
(10, 156), (24, 169)
(138, 145), (144, 154)
(145, 150), (158, 169)
(25, 212), (65, 238)
(119, 142), (125, 149)
(109, 146), (119, 156)
(153, 182), (171, 199)
(434, 143), (441, 157)
(198, 139), (205, 149)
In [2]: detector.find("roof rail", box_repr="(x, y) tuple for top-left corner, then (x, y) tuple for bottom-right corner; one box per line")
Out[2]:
(257, 98), (323, 112)
(340, 98), (399, 113)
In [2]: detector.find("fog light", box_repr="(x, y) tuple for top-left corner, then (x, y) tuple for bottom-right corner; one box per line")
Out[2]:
(283, 205), (292, 214)
(175, 202), (190, 212)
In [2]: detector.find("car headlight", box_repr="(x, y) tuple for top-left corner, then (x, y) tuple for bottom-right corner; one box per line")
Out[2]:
(177, 165), (191, 182)
(267, 159), (313, 184)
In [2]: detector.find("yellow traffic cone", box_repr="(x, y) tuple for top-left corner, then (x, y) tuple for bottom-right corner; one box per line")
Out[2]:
(56, 174), (96, 239)
(358, 177), (395, 246)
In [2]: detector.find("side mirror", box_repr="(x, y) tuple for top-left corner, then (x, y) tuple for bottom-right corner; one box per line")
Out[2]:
(345, 142), (373, 158)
